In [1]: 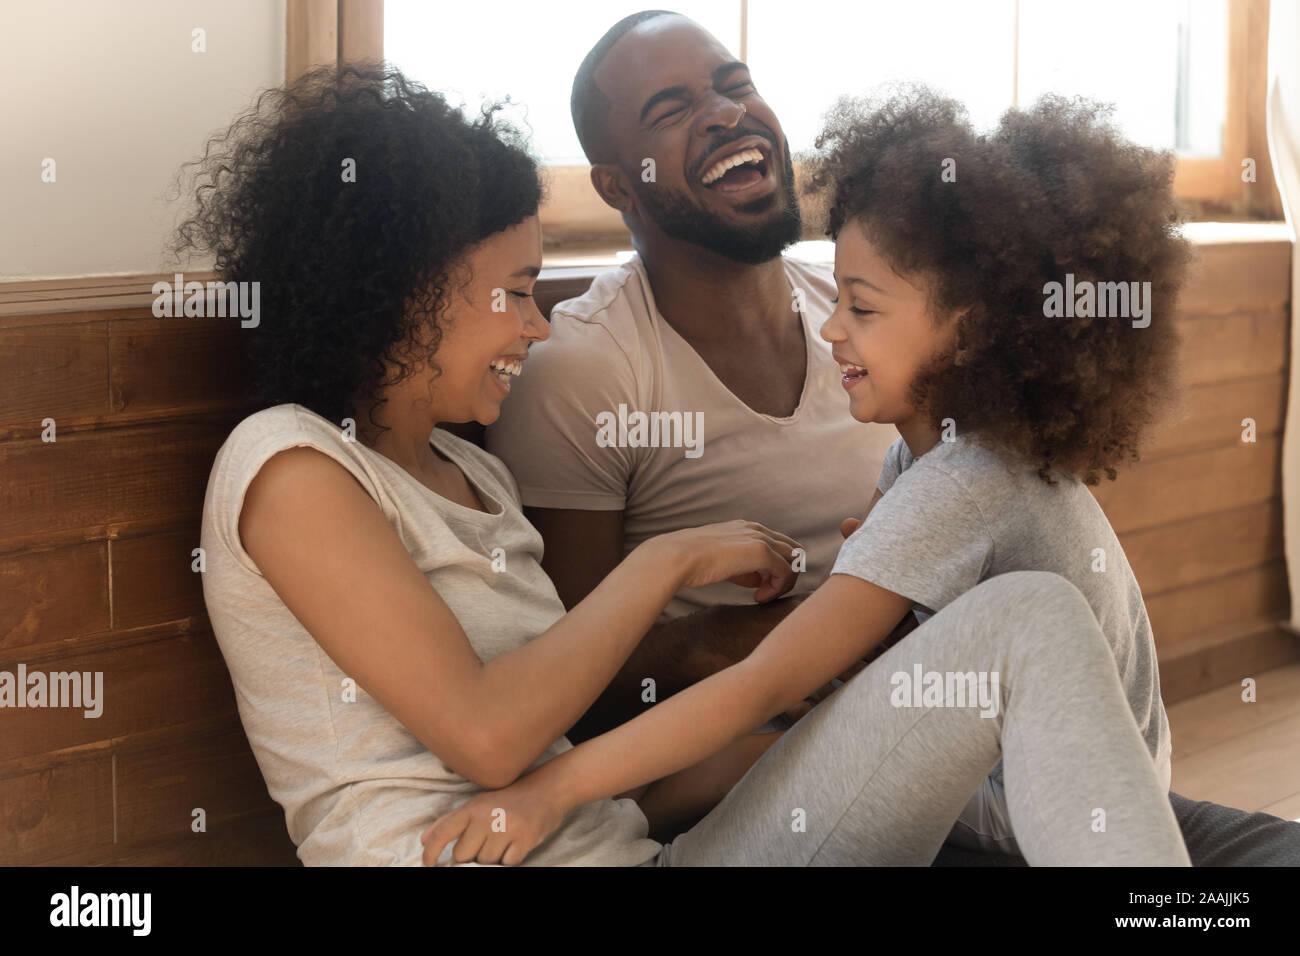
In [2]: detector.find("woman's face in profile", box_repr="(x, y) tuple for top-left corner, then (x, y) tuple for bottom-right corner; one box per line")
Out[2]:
(424, 214), (550, 425)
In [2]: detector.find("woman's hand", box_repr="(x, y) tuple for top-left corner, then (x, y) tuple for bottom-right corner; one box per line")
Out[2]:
(650, 520), (802, 603)
(420, 774), (570, 866)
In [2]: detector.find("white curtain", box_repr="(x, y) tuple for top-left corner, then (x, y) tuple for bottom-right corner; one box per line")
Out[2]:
(1270, 0), (1300, 630)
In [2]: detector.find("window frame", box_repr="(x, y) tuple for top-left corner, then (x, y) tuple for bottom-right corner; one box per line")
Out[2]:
(287, 0), (1281, 258)
(286, 0), (383, 82)
(1170, 0), (1278, 216)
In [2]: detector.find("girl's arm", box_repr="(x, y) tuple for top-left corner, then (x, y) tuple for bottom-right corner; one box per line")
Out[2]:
(240, 446), (801, 790)
(526, 573), (912, 814)
(632, 731), (785, 839)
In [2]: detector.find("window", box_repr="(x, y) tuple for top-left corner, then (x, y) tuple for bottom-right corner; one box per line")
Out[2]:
(384, 1), (739, 166)
(371, 0), (1272, 253)
(1018, 0), (1227, 158)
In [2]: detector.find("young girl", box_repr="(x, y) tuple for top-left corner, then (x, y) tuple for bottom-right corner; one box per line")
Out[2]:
(421, 89), (1194, 866)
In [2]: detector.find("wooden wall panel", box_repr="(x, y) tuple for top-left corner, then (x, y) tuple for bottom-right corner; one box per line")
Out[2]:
(114, 723), (277, 848)
(0, 752), (116, 865)
(112, 531), (207, 630)
(0, 633), (237, 764)
(0, 542), (109, 655)
(0, 321), (109, 428)
(1160, 624), (1300, 704)
(1176, 309), (1288, 384)
(1146, 562), (1291, 650)
(1123, 500), (1284, 596)
(0, 420), (228, 551)
(1148, 374), (1286, 459)
(1093, 437), (1280, 535)
(109, 315), (250, 416)
(101, 809), (300, 866)
(0, 297), (274, 865)
(0, 723), (298, 866)
(1180, 241), (1291, 312)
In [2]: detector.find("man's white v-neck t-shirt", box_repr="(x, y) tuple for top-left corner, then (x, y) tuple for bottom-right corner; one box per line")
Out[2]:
(487, 254), (896, 620)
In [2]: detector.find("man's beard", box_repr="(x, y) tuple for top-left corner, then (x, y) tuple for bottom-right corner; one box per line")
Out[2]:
(632, 142), (802, 265)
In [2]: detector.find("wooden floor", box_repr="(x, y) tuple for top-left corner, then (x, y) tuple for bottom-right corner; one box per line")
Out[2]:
(1167, 660), (1300, 820)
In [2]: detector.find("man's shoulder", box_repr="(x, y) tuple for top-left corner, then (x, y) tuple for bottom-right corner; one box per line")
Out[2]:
(780, 252), (836, 332)
(781, 250), (835, 287)
(548, 257), (649, 338)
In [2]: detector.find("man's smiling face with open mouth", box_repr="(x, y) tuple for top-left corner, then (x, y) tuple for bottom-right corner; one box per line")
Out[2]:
(593, 15), (802, 263)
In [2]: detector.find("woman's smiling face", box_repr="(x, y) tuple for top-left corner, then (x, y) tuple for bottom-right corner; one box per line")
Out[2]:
(425, 215), (550, 425)
(821, 218), (959, 435)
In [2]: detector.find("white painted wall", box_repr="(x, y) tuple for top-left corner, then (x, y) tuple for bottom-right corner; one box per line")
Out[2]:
(0, 0), (285, 279)
(1267, 0), (1300, 633)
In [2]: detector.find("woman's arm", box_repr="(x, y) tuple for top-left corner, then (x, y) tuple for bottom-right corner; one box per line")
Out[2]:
(419, 573), (912, 865)
(239, 446), (801, 790)
(522, 573), (913, 814)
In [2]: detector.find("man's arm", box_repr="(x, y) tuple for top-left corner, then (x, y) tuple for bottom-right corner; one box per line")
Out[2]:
(632, 730), (785, 841)
(527, 505), (805, 743)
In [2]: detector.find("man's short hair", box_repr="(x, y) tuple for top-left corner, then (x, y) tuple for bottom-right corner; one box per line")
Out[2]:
(571, 10), (679, 164)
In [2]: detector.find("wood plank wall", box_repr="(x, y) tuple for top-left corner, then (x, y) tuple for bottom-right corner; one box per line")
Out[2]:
(1091, 237), (1297, 699)
(0, 307), (289, 866)
(0, 236), (1294, 865)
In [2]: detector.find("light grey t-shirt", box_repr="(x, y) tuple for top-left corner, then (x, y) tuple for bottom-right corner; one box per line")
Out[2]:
(832, 435), (1172, 791)
(199, 403), (661, 866)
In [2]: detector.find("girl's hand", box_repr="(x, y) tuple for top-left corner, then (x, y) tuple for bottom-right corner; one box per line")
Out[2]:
(653, 520), (802, 603)
(420, 775), (569, 866)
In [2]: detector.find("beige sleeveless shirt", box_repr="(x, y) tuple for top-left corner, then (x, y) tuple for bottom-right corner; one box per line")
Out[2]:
(199, 403), (661, 866)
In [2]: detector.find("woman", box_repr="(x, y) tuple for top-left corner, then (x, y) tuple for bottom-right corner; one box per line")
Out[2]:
(184, 67), (1187, 866)
(184, 66), (797, 866)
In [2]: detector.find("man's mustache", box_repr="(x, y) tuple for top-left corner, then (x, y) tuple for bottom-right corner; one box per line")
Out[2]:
(689, 127), (782, 180)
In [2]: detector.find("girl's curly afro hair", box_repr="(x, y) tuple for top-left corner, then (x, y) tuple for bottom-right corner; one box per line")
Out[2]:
(171, 64), (543, 427)
(804, 86), (1194, 484)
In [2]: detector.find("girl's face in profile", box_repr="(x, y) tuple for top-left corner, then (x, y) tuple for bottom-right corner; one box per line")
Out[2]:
(426, 215), (550, 425)
(821, 218), (958, 435)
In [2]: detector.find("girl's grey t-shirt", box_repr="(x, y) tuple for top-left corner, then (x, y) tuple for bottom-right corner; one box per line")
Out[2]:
(199, 403), (661, 866)
(831, 436), (1172, 792)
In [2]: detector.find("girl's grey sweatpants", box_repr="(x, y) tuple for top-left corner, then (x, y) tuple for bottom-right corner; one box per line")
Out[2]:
(659, 571), (1191, 866)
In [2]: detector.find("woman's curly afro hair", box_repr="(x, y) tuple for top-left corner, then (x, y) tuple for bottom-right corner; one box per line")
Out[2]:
(171, 64), (543, 427)
(804, 86), (1194, 484)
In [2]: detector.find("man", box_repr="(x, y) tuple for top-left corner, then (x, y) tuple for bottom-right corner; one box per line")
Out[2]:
(486, 10), (895, 742)
(480, 11), (1300, 869)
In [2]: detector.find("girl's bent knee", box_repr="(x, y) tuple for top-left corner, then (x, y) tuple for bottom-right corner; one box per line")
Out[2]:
(966, 572), (1103, 643)
(981, 572), (1112, 665)
(968, 571), (1089, 617)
